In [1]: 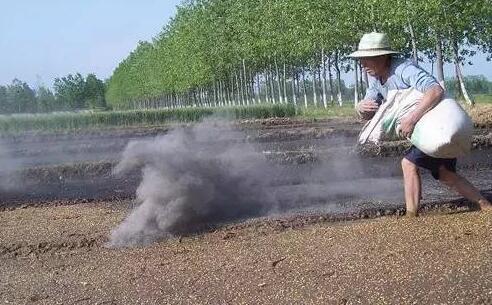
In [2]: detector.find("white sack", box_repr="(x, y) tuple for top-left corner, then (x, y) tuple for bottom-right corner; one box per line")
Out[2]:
(359, 88), (473, 158)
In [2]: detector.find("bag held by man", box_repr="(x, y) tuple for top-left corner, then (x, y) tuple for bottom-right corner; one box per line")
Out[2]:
(358, 88), (473, 158)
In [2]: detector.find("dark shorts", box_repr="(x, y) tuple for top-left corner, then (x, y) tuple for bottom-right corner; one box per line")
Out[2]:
(404, 146), (457, 180)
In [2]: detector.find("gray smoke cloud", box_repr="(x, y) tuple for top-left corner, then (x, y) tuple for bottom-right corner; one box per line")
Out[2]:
(109, 120), (403, 247)
(109, 120), (279, 247)
(0, 140), (20, 191)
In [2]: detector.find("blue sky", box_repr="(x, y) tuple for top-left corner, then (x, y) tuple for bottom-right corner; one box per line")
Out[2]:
(0, 0), (491, 89)
(0, 0), (181, 88)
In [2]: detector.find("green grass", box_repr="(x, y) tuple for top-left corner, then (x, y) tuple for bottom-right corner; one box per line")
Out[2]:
(0, 102), (361, 134)
(473, 94), (492, 104)
(296, 102), (357, 119)
(0, 104), (295, 134)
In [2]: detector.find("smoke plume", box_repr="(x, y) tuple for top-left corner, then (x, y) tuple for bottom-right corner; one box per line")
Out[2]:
(109, 120), (279, 247)
(109, 120), (402, 247)
(0, 140), (20, 191)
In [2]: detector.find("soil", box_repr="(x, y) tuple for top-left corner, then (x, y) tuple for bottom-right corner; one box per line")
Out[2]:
(1, 203), (491, 304)
(1, 116), (492, 304)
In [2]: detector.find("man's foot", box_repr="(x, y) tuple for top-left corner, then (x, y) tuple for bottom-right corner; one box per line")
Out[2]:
(406, 210), (419, 217)
(478, 199), (492, 211)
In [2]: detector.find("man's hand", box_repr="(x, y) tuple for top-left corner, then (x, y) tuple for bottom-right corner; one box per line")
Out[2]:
(399, 85), (444, 139)
(357, 99), (380, 120)
(399, 112), (418, 138)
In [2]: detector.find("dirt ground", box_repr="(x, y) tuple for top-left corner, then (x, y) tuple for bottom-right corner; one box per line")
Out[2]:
(1, 202), (491, 305)
(1, 116), (492, 304)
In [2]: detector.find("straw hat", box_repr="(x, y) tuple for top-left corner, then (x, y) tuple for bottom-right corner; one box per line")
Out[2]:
(348, 32), (400, 58)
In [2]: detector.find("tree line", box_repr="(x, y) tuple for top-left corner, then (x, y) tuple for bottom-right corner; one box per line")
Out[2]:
(106, 0), (492, 109)
(445, 75), (492, 96)
(0, 73), (107, 115)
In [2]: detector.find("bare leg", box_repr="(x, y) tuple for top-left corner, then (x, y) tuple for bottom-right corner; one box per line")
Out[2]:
(402, 158), (422, 217)
(438, 166), (492, 210)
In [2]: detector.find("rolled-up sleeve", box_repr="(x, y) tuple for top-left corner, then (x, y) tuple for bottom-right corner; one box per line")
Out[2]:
(400, 63), (439, 92)
(364, 76), (379, 101)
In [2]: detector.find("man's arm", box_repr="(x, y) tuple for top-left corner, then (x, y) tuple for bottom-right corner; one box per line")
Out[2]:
(399, 84), (444, 138)
(398, 61), (443, 138)
(357, 76), (379, 120)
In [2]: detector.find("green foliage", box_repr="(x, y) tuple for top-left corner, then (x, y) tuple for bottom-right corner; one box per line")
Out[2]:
(2, 79), (37, 113)
(0, 73), (107, 115)
(0, 85), (8, 113)
(53, 73), (86, 109)
(36, 86), (57, 112)
(85, 74), (107, 109)
(105, 0), (492, 109)
(3, 0), (491, 115)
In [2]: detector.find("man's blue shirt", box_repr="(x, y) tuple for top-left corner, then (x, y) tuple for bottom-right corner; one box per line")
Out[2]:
(364, 58), (439, 101)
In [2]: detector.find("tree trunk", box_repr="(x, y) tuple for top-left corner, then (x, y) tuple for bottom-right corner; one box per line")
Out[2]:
(327, 56), (334, 105)
(264, 71), (270, 103)
(453, 41), (474, 106)
(224, 78), (228, 107)
(249, 69), (256, 105)
(363, 69), (369, 97)
(217, 80), (221, 106)
(242, 59), (249, 105)
(291, 68), (297, 107)
(230, 74), (236, 106)
(295, 72), (301, 105)
(283, 62), (287, 104)
(321, 49), (328, 108)
(205, 87), (210, 107)
(275, 57), (282, 104)
(252, 73), (256, 104)
(221, 79), (226, 106)
(358, 62), (365, 98)
(203, 88), (207, 107)
(312, 66), (318, 107)
(213, 81), (217, 107)
(301, 68), (308, 108)
(408, 21), (418, 64)
(202, 88), (206, 107)
(255, 73), (261, 104)
(239, 66), (244, 106)
(436, 37), (445, 89)
(334, 52), (343, 106)
(269, 65), (276, 104)
(353, 53), (359, 107)
(235, 71), (241, 105)
(198, 88), (202, 107)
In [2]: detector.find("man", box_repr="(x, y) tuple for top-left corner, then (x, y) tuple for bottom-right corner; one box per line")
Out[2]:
(349, 32), (491, 217)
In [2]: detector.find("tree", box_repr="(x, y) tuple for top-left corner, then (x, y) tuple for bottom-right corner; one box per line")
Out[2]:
(36, 86), (56, 112)
(0, 85), (7, 114)
(54, 73), (86, 110)
(6, 79), (36, 113)
(85, 74), (107, 109)
(445, 75), (492, 96)
(104, 0), (492, 109)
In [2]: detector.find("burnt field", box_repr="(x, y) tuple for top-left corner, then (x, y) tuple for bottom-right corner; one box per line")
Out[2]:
(1, 116), (492, 304)
(1, 117), (491, 215)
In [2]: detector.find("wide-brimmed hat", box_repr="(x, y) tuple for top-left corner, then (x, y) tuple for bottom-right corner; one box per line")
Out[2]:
(348, 32), (400, 58)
